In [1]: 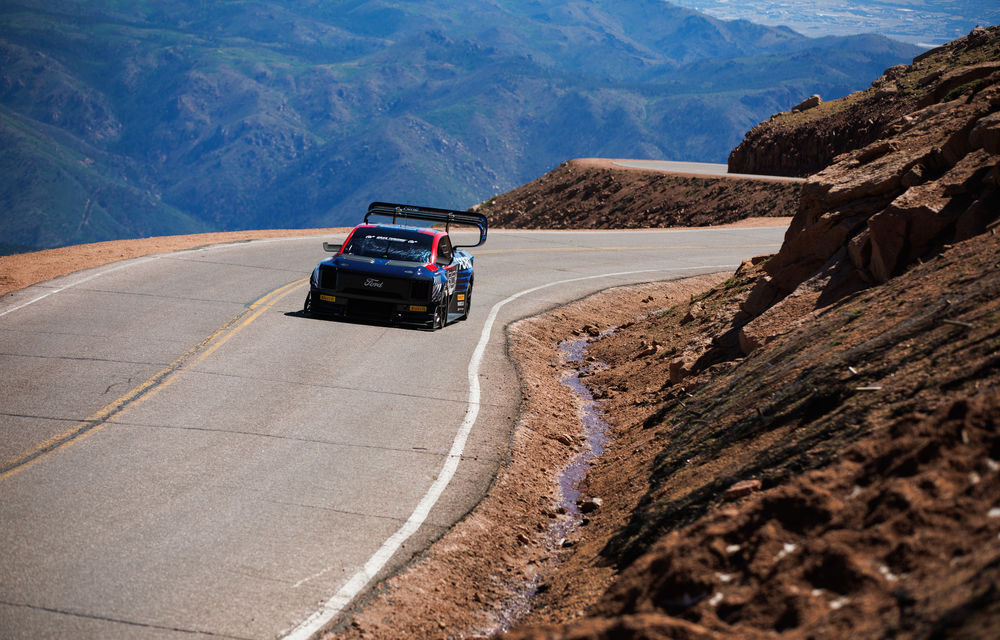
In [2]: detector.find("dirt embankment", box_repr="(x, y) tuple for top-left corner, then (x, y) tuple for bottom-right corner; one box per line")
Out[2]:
(497, 25), (1000, 640)
(505, 227), (1000, 640)
(0, 229), (348, 298)
(476, 158), (800, 229)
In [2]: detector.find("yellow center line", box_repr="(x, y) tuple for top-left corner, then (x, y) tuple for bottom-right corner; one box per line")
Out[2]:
(0, 278), (309, 482)
(476, 243), (778, 254)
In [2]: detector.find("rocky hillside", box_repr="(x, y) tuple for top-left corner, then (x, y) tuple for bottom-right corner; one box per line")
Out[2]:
(476, 159), (801, 229)
(729, 25), (1000, 177)
(507, 230), (1000, 640)
(497, 25), (1000, 640)
(741, 26), (1000, 329)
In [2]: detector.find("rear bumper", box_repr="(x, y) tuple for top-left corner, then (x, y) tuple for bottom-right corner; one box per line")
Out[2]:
(308, 288), (435, 324)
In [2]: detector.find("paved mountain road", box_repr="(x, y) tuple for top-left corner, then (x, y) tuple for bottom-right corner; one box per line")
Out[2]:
(0, 226), (785, 639)
(610, 159), (807, 182)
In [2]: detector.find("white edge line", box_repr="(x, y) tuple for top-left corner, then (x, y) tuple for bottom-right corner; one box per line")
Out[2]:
(0, 256), (164, 318)
(0, 235), (348, 319)
(282, 263), (739, 640)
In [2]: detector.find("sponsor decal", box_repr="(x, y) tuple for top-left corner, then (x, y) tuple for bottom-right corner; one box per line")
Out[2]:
(364, 235), (418, 244)
(364, 278), (384, 288)
(319, 294), (336, 302)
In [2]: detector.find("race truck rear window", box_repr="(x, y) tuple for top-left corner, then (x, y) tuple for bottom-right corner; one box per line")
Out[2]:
(343, 228), (434, 263)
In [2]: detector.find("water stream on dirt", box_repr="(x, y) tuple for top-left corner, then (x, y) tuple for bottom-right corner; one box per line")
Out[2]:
(491, 333), (613, 633)
(555, 335), (612, 523)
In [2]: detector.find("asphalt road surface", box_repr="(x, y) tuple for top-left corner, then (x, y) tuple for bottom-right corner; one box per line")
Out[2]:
(0, 226), (786, 639)
(611, 159), (806, 182)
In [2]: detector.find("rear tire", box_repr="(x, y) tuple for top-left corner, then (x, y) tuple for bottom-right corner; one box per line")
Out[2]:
(460, 283), (473, 321)
(439, 295), (450, 329)
(428, 296), (447, 330)
(303, 292), (313, 316)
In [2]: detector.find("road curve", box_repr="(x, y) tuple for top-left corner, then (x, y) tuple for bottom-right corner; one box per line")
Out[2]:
(610, 159), (806, 182)
(0, 226), (785, 639)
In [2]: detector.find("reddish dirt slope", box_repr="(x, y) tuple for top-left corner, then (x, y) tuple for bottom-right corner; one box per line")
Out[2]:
(476, 158), (800, 229)
(506, 228), (1000, 640)
(0, 229), (347, 297)
(498, 25), (1000, 640)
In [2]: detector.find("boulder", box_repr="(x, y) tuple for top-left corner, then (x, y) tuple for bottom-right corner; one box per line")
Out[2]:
(723, 479), (762, 500)
(970, 110), (1000, 154)
(668, 354), (698, 384)
(792, 94), (822, 112)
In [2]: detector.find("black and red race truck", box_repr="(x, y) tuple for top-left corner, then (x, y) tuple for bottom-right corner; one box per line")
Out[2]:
(304, 202), (488, 330)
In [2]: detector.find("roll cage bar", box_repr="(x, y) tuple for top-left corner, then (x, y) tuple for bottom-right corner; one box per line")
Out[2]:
(363, 201), (488, 249)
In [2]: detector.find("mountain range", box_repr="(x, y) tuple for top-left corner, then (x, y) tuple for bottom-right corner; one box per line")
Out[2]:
(0, 0), (922, 254)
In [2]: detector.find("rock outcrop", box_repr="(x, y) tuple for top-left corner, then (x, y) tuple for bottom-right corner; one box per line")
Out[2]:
(729, 26), (1000, 178)
(736, 26), (1000, 353)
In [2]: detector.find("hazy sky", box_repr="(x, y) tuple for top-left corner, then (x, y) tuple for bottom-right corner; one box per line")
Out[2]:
(666, 0), (1000, 47)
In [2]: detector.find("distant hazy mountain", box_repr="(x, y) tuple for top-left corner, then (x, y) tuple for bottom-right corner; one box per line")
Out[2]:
(0, 0), (921, 253)
(668, 0), (999, 46)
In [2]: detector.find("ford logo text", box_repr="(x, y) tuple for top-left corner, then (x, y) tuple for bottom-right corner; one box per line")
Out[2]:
(364, 278), (384, 288)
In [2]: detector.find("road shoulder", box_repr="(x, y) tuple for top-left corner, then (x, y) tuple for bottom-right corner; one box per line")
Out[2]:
(325, 273), (729, 639)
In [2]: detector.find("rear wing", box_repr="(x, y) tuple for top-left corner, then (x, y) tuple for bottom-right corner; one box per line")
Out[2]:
(364, 201), (488, 249)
